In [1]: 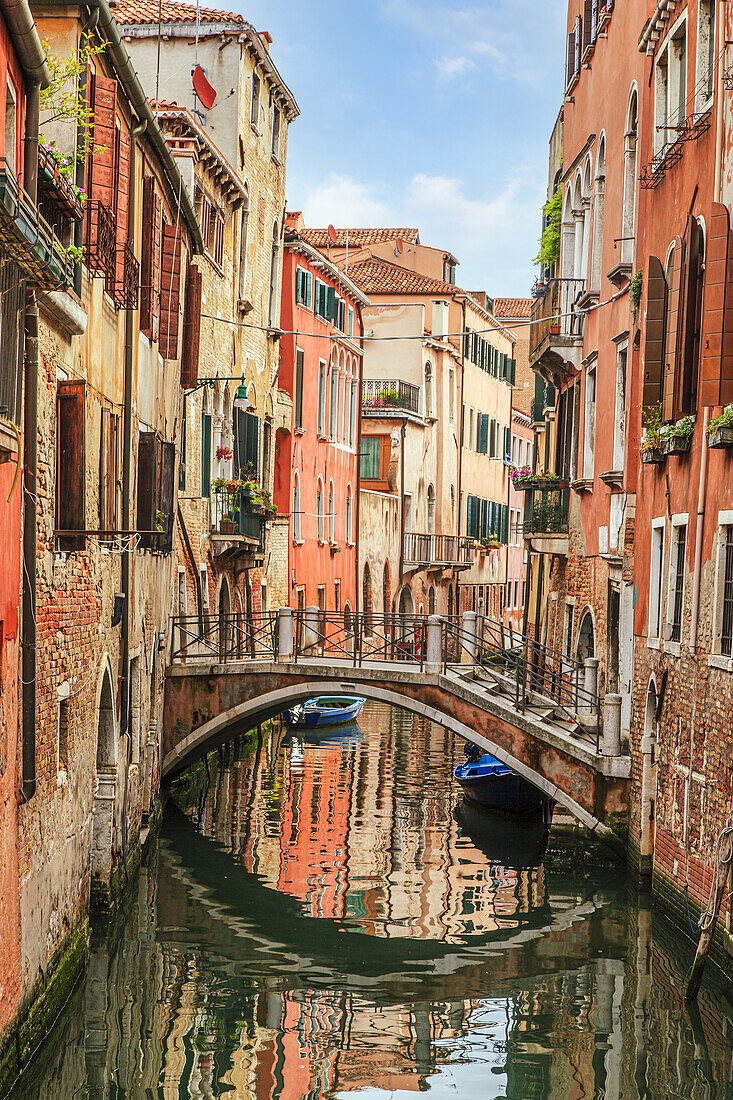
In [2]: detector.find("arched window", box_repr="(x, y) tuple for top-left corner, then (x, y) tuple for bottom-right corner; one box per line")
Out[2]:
(316, 478), (324, 542)
(267, 220), (280, 325)
(328, 479), (335, 543)
(363, 562), (373, 633)
(428, 585), (436, 615)
(329, 353), (339, 438)
(680, 218), (705, 415)
(382, 560), (391, 615)
(344, 602), (353, 637)
(293, 471), (301, 541)
(345, 483), (353, 543)
(590, 136), (605, 293)
(622, 91), (638, 266)
(448, 585), (454, 618)
(427, 483), (436, 535)
(424, 361), (433, 417)
(576, 610), (595, 663)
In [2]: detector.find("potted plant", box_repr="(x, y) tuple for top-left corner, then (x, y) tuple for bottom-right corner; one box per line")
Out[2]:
(216, 444), (233, 462)
(661, 415), (695, 455)
(641, 403), (665, 465)
(212, 476), (228, 492)
(707, 405), (733, 448)
(510, 465), (534, 489)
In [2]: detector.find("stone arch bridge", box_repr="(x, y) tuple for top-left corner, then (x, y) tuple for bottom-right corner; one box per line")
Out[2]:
(164, 608), (630, 853)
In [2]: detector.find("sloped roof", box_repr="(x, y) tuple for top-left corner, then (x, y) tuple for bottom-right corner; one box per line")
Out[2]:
(492, 297), (532, 318)
(346, 257), (456, 296)
(300, 227), (420, 250)
(111, 0), (245, 23)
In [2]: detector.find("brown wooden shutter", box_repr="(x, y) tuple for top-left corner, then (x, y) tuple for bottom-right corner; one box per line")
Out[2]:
(99, 407), (118, 534)
(700, 203), (729, 407)
(57, 381), (86, 551)
(114, 126), (131, 293)
(159, 221), (182, 359)
(642, 255), (667, 409)
(140, 176), (155, 336)
(158, 441), (176, 552)
(663, 235), (685, 421)
(137, 431), (158, 549)
(89, 73), (116, 209)
(180, 264), (202, 388)
(567, 31), (576, 84)
(679, 215), (703, 415)
(583, 0), (593, 48)
(151, 194), (162, 342)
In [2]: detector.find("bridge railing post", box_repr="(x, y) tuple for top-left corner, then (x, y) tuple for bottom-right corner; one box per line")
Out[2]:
(460, 611), (477, 666)
(277, 607), (294, 662)
(302, 605), (320, 655)
(602, 693), (621, 756)
(425, 615), (442, 674)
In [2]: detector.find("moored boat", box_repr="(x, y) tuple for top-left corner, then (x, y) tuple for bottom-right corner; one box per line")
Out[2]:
(454, 746), (549, 816)
(284, 695), (366, 728)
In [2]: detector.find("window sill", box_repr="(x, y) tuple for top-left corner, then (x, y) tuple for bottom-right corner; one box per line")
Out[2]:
(295, 426), (306, 435)
(293, 538), (304, 547)
(646, 637), (661, 651)
(346, 540), (355, 548)
(250, 122), (261, 137)
(708, 653), (733, 673)
(271, 153), (281, 167)
(665, 639), (682, 658)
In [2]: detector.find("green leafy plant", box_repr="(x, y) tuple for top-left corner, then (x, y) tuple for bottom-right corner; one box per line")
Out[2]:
(670, 415), (695, 438)
(534, 187), (562, 268)
(629, 269), (643, 318)
(155, 510), (168, 532)
(708, 405), (733, 433)
(641, 403), (665, 452)
(212, 476), (228, 491)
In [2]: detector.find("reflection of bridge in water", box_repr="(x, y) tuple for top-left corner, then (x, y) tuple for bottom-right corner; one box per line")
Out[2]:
(165, 608), (631, 848)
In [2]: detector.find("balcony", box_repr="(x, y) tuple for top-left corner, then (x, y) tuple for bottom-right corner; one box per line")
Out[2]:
(107, 242), (140, 311)
(529, 277), (585, 383)
(0, 158), (73, 289)
(520, 483), (570, 556)
(362, 379), (421, 418)
(210, 485), (265, 563)
(403, 532), (475, 569)
(84, 198), (115, 279)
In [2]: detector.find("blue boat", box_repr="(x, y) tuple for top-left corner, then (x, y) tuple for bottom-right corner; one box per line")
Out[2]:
(454, 746), (549, 816)
(283, 695), (366, 729)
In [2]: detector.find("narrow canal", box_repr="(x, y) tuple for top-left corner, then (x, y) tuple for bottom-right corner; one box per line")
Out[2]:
(19, 702), (733, 1098)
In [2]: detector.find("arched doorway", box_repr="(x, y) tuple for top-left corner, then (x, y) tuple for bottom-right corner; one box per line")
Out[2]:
(91, 664), (117, 898)
(639, 681), (658, 876)
(428, 585), (436, 616)
(362, 562), (373, 634)
(219, 576), (231, 657)
(576, 610), (595, 663)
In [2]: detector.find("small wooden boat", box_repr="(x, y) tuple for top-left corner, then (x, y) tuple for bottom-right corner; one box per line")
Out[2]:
(284, 695), (366, 729)
(454, 748), (549, 816)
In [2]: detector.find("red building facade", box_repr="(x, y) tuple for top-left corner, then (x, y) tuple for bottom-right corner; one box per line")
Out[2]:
(274, 214), (367, 617)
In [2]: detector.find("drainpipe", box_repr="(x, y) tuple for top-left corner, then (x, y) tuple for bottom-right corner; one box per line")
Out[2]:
(690, 1), (724, 650)
(119, 117), (147, 750)
(20, 80), (41, 803)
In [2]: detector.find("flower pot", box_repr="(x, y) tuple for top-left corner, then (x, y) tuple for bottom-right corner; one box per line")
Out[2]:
(220, 518), (236, 534)
(707, 425), (733, 449)
(661, 434), (691, 455)
(641, 448), (665, 465)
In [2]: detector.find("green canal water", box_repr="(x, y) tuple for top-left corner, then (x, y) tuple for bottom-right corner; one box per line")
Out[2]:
(18, 701), (733, 1098)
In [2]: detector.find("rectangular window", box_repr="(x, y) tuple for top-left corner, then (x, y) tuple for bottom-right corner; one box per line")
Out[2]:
(329, 368), (338, 438)
(251, 71), (261, 128)
(137, 432), (175, 552)
(348, 306), (354, 337)
(5, 79), (16, 175)
(468, 409), (474, 450)
(56, 380), (86, 551)
(584, 362), (596, 479)
(295, 349), (304, 428)
(317, 360), (327, 435)
(721, 526), (733, 656)
(668, 519), (687, 643)
(271, 106), (281, 158)
(349, 381), (357, 448)
(99, 407), (119, 539)
(360, 437), (380, 480)
(649, 519), (665, 641)
(697, 1), (715, 109)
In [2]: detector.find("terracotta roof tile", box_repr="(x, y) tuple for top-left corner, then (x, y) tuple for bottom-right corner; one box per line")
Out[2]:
(492, 297), (532, 318)
(300, 227), (419, 250)
(346, 257), (456, 296)
(112, 0), (246, 25)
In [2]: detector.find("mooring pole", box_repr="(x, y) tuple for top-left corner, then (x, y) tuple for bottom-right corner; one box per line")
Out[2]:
(685, 823), (733, 1003)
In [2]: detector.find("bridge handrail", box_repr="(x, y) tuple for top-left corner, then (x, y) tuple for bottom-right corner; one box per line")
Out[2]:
(292, 609), (427, 669)
(171, 612), (278, 662)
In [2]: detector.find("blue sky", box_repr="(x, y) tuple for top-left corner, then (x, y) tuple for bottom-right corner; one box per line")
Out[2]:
(229, 1), (567, 297)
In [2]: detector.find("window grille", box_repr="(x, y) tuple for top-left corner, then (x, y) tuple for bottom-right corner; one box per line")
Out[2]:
(670, 525), (687, 641)
(722, 526), (733, 656)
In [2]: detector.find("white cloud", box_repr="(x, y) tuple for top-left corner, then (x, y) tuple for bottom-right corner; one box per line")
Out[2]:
(301, 174), (393, 228)
(435, 55), (476, 81)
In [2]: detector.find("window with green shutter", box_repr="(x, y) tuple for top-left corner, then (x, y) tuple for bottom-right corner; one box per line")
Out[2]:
(348, 306), (354, 337)
(235, 409), (260, 480)
(360, 436), (381, 479)
(501, 503), (509, 544)
(295, 349), (304, 428)
(201, 410), (212, 497)
(478, 413), (488, 454)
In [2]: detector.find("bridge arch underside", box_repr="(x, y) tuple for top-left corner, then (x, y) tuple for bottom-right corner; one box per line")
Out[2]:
(164, 668), (628, 853)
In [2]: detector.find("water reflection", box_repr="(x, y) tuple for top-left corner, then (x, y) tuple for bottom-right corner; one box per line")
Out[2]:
(16, 703), (733, 1099)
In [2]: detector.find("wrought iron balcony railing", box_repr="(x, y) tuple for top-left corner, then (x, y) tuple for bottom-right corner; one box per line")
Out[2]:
(108, 242), (139, 310)
(521, 483), (570, 538)
(0, 158), (73, 290)
(529, 277), (586, 360)
(403, 532), (475, 567)
(362, 379), (421, 416)
(210, 486), (264, 547)
(84, 198), (115, 279)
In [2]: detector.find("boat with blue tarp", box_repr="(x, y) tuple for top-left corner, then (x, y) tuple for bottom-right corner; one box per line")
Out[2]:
(454, 744), (550, 816)
(284, 695), (366, 728)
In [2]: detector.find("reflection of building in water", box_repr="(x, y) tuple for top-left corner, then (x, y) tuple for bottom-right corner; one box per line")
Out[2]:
(197, 706), (549, 944)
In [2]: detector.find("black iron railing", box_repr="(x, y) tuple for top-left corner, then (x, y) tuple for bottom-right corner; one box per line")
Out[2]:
(362, 379), (421, 415)
(521, 484), (570, 537)
(108, 241), (139, 310)
(529, 277), (586, 359)
(171, 612), (277, 662)
(210, 486), (264, 546)
(84, 198), (115, 278)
